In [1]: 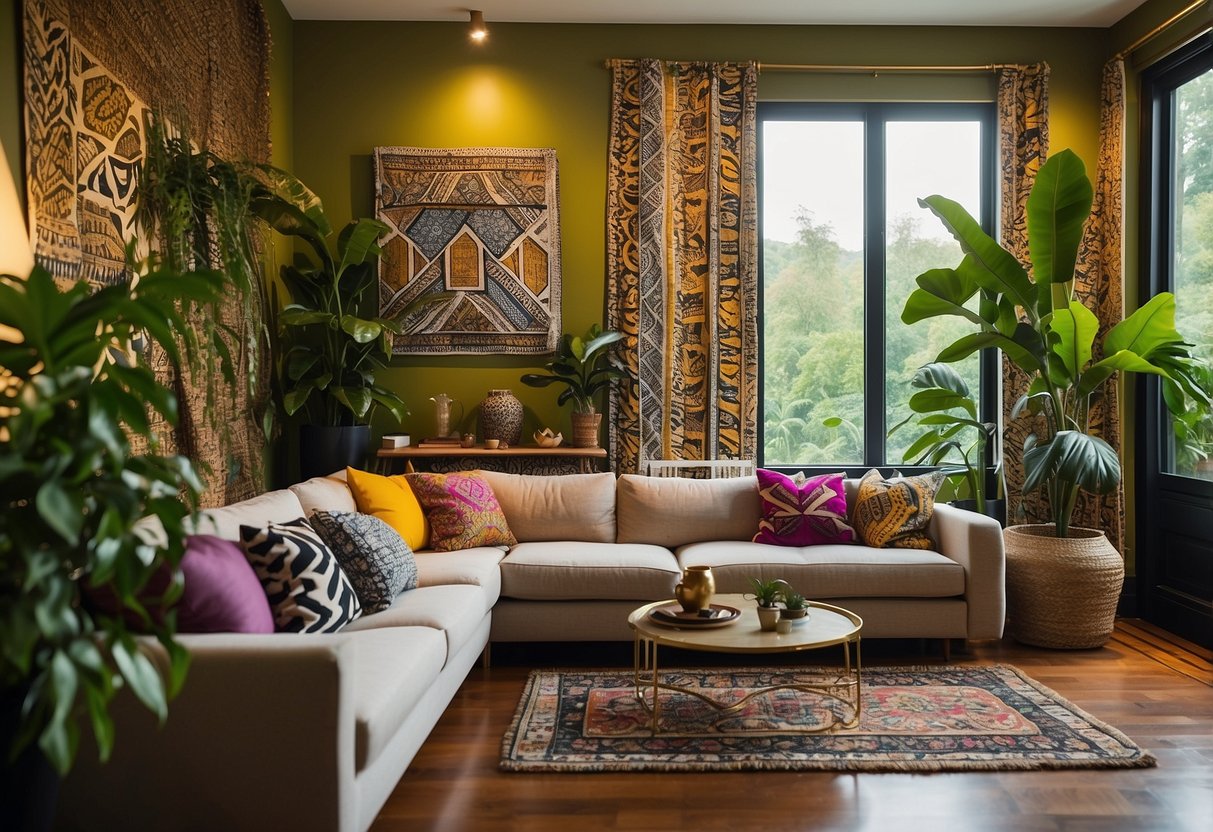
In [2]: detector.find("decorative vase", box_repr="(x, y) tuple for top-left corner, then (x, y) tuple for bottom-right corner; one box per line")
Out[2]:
(674, 565), (715, 613)
(299, 424), (370, 481)
(479, 389), (523, 446)
(756, 605), (780, 632)
(570, 411), (603, 448)
(1003, 524), (1125, 649)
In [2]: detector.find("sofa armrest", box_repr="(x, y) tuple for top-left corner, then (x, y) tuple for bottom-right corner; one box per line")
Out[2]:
(59, 634), (359, 832)
(928, 504), (1006, 640)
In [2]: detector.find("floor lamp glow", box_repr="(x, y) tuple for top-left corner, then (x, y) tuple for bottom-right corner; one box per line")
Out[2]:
(0, 137), (34, 279)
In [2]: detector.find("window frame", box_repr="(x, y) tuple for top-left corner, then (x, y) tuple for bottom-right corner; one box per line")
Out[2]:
(756, 101), (998, 476)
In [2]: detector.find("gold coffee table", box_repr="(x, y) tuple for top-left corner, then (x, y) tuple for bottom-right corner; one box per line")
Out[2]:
(627, 593), (863, 734)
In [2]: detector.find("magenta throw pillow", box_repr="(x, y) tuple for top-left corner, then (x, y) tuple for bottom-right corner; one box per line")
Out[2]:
(753, 470), (856, 547)
(178, 534), (274, 633)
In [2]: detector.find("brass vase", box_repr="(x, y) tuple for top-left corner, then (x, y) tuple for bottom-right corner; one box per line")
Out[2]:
(674, 565), (715, 613)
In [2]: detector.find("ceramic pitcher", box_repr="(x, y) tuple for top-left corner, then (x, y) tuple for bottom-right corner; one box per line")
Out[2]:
(674, 565), (716, 613)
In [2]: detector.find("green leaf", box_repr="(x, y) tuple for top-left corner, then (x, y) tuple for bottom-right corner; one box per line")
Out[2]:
(339, 315), (383, 343)
(111, 635), (168, 721)
(36, 481), (85, 543)
(1049, 300), (1099, 380)
(1023, 429), (1120, 497)
(911, 363), (971, 397)
(280, 307), (335, 327)
(336, 218), (389, 278)
(1077, 349), (1171, 396)
(908, 388), (974, 415)
(283, 387), (314, 416)
(901, 265), (985, 326)
(1103, 292), (1183, 358)
(937, 331), (1042, 373)
(1026, 149), (1094, 286)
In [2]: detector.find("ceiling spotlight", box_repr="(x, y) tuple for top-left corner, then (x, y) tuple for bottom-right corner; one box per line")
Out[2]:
(469, 10), (488, 42)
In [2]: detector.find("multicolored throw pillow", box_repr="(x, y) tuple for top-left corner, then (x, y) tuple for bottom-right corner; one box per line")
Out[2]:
(310, 511), (418, 614)
(404, 471), (517, 552)
(753, 469), (855, 547)
(851, 468), (946, 549)
(239, 518), (362, 632)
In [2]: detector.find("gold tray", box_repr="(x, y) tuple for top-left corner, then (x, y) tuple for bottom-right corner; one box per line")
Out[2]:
(648, 602), (741, 629)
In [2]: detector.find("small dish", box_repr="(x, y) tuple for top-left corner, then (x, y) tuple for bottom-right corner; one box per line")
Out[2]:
(648, 603), (741, 629)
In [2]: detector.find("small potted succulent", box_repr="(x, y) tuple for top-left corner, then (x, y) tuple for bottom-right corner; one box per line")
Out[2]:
(779, 590), (810, 621)
(747, 577), (787, 631)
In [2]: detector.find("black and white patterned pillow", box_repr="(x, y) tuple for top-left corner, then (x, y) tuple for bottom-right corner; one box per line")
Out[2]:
(239, 518), (361, 633)
(309, 510), (418, 614)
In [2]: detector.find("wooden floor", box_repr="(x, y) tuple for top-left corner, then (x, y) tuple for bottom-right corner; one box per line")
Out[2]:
(370, 623), (1213, 832)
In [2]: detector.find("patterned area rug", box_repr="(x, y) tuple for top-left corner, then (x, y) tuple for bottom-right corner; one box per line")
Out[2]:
(501, 665), (1156, 772)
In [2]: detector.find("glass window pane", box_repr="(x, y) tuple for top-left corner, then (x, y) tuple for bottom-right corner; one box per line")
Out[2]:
(762, 120), (865, 465)
(1169, 70), (1213, 480)
(884, 121), (983, 472)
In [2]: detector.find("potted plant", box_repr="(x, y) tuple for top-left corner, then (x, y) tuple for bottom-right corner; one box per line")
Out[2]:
(779, 591), (810, 621)
(250, 172), (409, 479)
(0, 260), (223, 820)
(520, 323), (626, 448)
(888, 362), (1005, 524)
(747, 577), (787, 631)
(905, 148), (1210, 647)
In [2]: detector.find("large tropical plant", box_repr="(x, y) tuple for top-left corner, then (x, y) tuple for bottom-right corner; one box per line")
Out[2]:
(904, 149), (1209, 536)
(520, 323), (626, 413)
(250, 172), (406, 427)
(0, 261), (223, 775)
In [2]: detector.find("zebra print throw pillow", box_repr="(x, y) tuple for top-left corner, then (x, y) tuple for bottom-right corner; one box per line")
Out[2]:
(239, 517), (362, 633)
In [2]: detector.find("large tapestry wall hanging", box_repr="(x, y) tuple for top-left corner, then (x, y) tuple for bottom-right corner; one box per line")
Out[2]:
(22, 0), (271, 506)
(374, 146), (561, 355)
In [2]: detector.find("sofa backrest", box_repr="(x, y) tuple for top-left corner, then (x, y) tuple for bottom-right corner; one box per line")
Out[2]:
(188, 489), (307, 541)
(479, 470), (616, 543)
(289, 472), (358, 517)
(615, 474), (761, 547)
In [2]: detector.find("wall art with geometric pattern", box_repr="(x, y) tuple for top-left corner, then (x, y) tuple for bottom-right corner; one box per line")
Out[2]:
(374, 146), (561, 355)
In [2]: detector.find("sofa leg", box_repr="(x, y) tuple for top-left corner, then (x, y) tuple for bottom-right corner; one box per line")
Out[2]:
(942, 638), (952, 662)
(481, 643), (492, 669)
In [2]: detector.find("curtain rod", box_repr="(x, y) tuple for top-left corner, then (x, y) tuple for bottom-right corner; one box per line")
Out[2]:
(1114, 0), (1208, 60)
(758, 63), (1005, 74)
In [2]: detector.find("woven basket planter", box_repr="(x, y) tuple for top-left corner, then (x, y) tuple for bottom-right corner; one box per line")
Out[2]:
(1003, 524), (1124, 649)
(570, 411), (603, 448)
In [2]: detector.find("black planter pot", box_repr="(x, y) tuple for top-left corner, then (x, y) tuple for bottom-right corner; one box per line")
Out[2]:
(299, 424), (371, 480)
(952, 498), (1007, 527)
(1, 686), (59, 832)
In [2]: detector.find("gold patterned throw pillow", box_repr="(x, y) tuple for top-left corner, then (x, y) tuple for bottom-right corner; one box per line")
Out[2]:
(852, 469), (946, 549)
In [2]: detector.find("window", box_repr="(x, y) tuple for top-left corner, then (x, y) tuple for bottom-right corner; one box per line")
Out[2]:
(1144, 37), (1213, 481)
(758, 103), (996, 471)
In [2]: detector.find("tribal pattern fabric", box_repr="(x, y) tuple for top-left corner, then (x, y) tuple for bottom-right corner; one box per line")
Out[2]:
(1070, 60), (1127, 552)
(374, 146), (561, 355)
(605, 60), (759, 474)
(851, 469), (946, 550)
(997, 63), (1052, 528)
(21, 0), (272, 507)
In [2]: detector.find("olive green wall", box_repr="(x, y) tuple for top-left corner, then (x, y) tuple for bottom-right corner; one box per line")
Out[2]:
(2, 0), (22, 215)
(292, 20), (1109, 442)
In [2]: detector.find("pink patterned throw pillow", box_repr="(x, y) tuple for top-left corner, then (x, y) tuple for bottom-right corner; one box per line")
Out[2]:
(404, 471), (517, 551)
(753, 469), (856, 547)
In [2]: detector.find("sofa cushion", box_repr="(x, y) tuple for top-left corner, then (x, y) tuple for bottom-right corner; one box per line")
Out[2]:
(178, 535), (275, 633)
(310, 511), (418, 614)
(349, 627), (447, 771)
(346, 468), (429, 551)
(343, 584), (488, 665)
(754, 469), (856, 546)
(189, 489), (306, 542)
(414, 547), (505, 608)
(500, 541), (680, 600)
(239, 518), (362, 633)
(405, 471), (517, 551)
(289, 472), (357, 516)
(852, 469), (946, 549)
(616, 474), (760, 547)
(479, 471), (616, 543)
(677, 540), (965, 598)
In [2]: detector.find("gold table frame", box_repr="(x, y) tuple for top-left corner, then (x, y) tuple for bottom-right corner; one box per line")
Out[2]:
(628, 595), (863, 735)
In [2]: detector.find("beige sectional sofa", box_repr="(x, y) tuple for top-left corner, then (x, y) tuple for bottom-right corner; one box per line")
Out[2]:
(59, 469), (1004, 832)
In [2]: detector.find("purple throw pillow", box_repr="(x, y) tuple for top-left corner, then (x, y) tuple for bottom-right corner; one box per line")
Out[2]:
(753, 470), (856, 547)
(177, 534), (274, 633)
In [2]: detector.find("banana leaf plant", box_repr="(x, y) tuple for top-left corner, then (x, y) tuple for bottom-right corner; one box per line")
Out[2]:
(249, 171), (408, 427)
(888, 362), (1001, 513)
(904, 148), (1210, 536)
(520, 323), (626, 413)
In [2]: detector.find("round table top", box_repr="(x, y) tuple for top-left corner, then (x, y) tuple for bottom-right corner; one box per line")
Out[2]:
(628, 593), (862, 654)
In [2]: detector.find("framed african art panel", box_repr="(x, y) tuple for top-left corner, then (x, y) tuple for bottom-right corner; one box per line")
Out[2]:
(374, 146), (562, 355)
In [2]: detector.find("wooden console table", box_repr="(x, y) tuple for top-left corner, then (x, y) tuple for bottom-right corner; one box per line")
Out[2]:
(376, 445), (607, 476)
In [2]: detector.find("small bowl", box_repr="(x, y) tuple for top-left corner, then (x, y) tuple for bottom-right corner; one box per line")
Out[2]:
(483, 439), (500, 450)
(533, 428), (563, 448)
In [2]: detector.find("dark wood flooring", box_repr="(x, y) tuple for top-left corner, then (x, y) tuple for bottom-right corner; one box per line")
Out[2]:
(370, 622), (1213, 832)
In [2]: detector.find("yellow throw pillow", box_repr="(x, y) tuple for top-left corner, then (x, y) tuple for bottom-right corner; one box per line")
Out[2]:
(345, 467), (429, 551)
(851, 468), (945, 549)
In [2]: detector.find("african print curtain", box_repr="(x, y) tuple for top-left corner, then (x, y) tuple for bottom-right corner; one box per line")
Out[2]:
(1071, 59), (1127, 551)
(605, 60), (759, 474)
